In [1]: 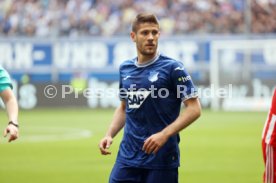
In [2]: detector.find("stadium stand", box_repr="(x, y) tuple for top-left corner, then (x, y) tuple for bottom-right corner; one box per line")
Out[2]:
(0, 0), (275, 37)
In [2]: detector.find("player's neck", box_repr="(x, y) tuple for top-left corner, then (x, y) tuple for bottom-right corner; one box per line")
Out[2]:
(137, 52), (158, 65)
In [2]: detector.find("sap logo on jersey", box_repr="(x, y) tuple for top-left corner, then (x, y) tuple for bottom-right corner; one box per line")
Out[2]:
(127, 91), (151, 108)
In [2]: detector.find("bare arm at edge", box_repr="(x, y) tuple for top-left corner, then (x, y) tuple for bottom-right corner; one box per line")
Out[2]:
(99, 101), (126, 155)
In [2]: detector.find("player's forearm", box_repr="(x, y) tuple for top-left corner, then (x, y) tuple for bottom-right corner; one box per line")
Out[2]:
(162, 98), (201, 138)
(5, 96), (19, 123)
(1, 90), (19, 124)
(106, 103), (126, 138)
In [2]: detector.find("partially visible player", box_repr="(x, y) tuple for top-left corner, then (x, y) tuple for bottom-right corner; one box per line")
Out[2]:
(99, 13), (201, 183)
(262, 88), (276, 183)
(0, 66), (19, 142)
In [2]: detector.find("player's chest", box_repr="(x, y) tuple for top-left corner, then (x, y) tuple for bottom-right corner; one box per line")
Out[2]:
(121, 69), (170, 89)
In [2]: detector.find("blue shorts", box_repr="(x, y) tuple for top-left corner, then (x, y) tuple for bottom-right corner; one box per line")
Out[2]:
(109, 162), (178, 183)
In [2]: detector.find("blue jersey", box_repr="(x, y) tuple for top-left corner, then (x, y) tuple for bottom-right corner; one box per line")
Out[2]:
(117, 53), (198, 169)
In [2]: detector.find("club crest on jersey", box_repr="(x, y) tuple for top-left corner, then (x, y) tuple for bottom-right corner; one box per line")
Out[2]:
(148, 71), (159, 82)
(127, 91), (150, 109)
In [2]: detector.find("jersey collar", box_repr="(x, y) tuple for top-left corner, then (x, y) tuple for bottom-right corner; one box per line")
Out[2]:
(135, 52), (160, 68)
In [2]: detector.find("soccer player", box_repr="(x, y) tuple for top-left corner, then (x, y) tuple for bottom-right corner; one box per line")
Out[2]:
(0, 67), (19, 142)
(262, 88), (276, 183)
(99, 13), (201, 183)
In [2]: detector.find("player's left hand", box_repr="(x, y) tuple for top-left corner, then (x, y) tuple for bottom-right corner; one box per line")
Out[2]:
(3, 124), (19, 142)
(142, 132), (169, 155)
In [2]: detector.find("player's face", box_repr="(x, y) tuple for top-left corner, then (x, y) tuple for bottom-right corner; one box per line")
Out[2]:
(131, 23), (160, 56)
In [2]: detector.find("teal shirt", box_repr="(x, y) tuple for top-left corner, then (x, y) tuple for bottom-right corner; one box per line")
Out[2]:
(0, 67), (13, 93)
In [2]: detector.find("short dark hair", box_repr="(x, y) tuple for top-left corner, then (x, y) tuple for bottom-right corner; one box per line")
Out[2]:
(131, 13), (159, 32)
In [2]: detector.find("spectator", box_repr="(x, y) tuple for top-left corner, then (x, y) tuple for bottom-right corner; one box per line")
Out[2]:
(0, 0), (275, 37)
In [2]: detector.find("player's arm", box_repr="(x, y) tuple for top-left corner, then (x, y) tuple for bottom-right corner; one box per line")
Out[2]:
(143, 98), (201, 154)
(162, 97), (201, 136)
(99, 101), (126, 155)
(0, 88), (19, 142)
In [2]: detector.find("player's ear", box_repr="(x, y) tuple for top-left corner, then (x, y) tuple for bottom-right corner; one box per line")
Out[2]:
(130, 32), (136, 42)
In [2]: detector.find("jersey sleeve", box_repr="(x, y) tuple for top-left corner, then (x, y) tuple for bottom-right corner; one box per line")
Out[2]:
(170, 62), (198, 101)
(118, 65), (127, 100)
(0, 68), (13, 93)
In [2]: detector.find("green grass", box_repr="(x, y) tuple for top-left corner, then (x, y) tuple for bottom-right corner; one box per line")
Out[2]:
(0, 109), (266, 183)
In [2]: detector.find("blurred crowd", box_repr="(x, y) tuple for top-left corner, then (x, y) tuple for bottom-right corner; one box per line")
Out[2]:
(0, 0), (275, 37)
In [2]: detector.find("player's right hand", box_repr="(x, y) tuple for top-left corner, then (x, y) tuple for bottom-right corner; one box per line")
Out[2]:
(3, 124), (19, 142)
(99, 136), (113, 155)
